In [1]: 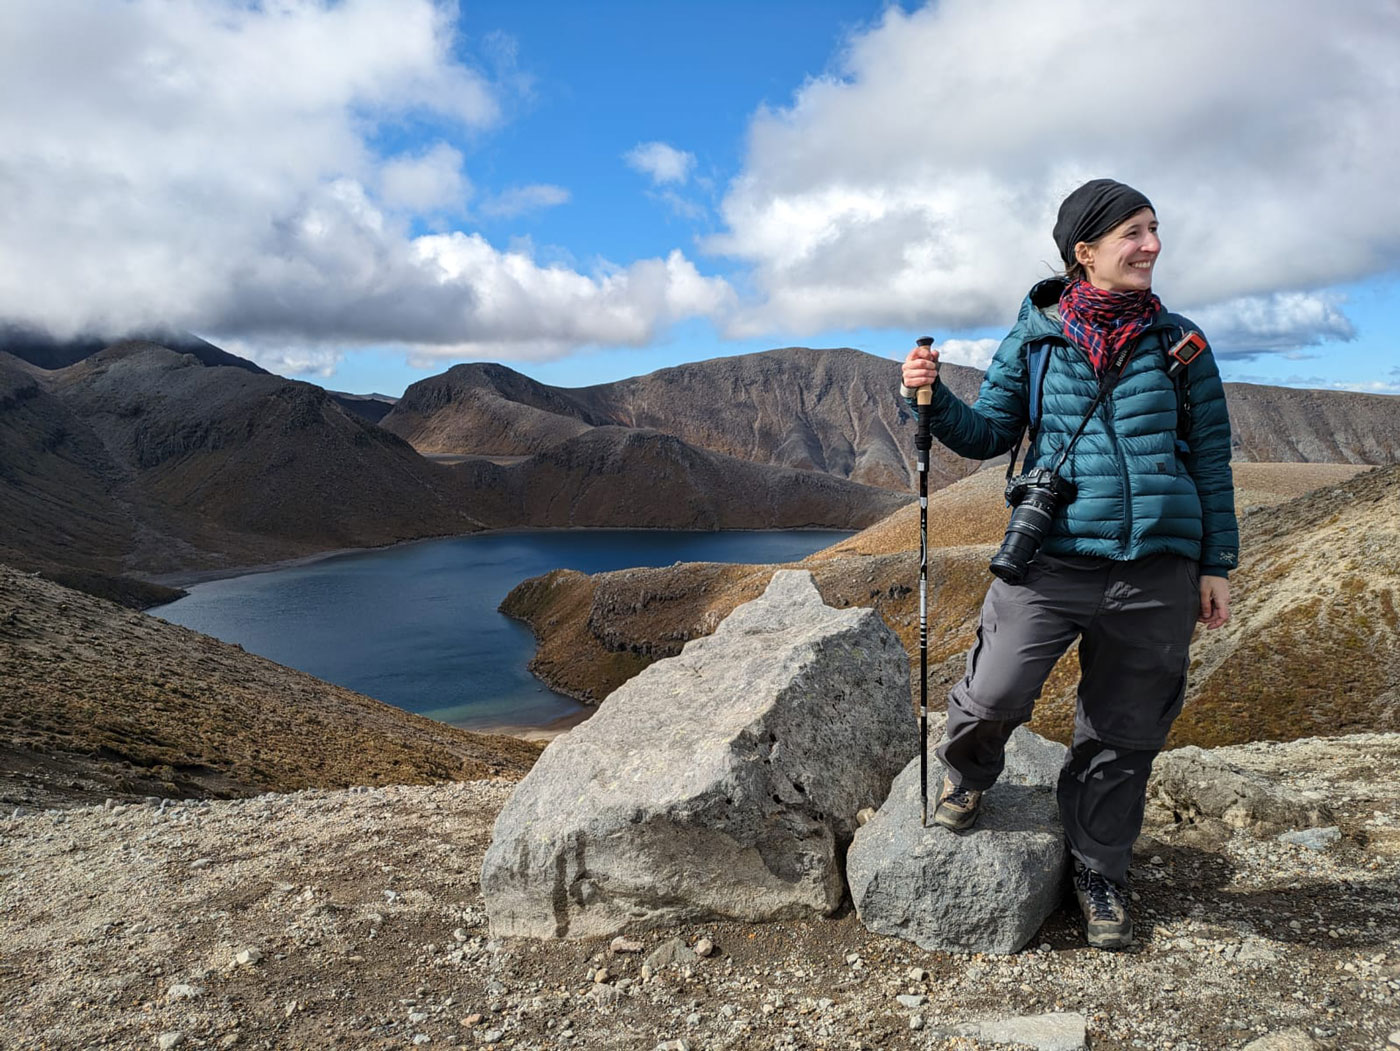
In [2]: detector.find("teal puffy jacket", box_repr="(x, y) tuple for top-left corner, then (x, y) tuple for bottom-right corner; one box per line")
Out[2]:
(912, 279), (1239, 576)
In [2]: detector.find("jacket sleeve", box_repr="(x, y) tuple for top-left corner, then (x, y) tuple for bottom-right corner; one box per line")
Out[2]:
(1181, 338), (1239, 577)
(901, 333), (1028, 461)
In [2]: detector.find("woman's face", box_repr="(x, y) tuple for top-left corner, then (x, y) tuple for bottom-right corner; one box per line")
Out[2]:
(1076, 207), (1160, 292)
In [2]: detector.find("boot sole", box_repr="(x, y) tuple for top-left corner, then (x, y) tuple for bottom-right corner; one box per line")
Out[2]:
(1085, 923), (1134, 950)
(932, 809), (978, 832)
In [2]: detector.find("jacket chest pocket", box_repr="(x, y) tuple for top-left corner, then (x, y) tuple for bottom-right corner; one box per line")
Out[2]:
(1150, 454), (1178, 477)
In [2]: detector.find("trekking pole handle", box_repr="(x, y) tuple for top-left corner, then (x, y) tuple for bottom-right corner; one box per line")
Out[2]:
(914, 337), (935, 406)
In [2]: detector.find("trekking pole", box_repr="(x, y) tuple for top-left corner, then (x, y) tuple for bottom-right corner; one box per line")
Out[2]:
(913, 336), (935, 827)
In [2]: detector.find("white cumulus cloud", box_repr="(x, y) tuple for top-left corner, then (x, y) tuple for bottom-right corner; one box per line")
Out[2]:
(625, 141), (696, 185)
(1191, 292), (1357, 357)
(480, 184), (571, 218)
(379, 144), (472, 214)
(709, 0), (1400, 355)
(0, 0), (728, 360)
(935, 338), (1000, 371)
(407, 238), (733, 360)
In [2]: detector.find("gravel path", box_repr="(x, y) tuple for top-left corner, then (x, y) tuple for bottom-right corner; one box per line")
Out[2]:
(3, 735), (1399, 1051)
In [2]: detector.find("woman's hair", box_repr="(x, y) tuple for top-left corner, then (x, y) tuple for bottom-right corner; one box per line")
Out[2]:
(1060, 258), (1087, 284)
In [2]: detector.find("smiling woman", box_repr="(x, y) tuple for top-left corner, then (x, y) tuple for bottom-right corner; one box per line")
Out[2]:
(898, 176), (1239, 951)
(1070, 209), (1160, 292)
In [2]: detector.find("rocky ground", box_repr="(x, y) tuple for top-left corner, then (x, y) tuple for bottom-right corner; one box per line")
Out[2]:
(4, 734), (1398, 1051)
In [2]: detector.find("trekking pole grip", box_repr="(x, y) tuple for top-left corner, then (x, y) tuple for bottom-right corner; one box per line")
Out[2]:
(915, 337), (935, 407)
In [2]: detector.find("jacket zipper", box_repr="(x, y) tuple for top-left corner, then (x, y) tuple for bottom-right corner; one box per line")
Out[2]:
(1102, 386), (1132, 557)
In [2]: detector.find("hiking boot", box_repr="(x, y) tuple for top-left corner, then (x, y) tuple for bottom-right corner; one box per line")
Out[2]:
(1072, 862), (1133, 950)
(932, 776), (982, 831)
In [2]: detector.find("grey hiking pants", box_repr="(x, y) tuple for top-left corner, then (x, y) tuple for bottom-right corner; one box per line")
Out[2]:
(936, 552), (1200, 884)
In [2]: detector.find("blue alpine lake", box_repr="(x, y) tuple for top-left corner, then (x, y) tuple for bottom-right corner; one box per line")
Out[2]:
(151, 529), (851, 732)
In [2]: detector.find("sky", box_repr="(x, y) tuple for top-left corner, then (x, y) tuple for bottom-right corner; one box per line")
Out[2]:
(2, 0), (1398, 398)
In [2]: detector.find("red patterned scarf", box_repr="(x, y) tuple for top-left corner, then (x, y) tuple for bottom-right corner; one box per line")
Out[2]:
(1058, 279), (1162, 375)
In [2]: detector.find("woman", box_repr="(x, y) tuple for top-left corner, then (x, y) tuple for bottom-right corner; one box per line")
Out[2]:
(899, 178), (1237, 950)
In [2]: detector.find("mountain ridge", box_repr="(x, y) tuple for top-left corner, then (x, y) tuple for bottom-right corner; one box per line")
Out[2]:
(384, 349), (1400, 500)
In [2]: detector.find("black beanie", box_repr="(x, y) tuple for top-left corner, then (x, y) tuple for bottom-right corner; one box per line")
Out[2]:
(1052, 179), (1154, 268)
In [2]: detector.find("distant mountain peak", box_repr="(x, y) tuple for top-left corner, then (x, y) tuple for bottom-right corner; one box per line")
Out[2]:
(0, 321), (268, 375)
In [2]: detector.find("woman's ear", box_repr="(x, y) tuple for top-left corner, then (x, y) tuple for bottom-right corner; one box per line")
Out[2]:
(1074, 241), (1094, 270)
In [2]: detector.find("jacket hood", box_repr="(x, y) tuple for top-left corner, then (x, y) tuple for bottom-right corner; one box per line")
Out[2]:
(1011, 278), (1070, 344)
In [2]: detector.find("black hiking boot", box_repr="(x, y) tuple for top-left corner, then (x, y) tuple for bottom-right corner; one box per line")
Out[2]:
(932, 776), (983, 831)
(1072, 861), (1133, 950)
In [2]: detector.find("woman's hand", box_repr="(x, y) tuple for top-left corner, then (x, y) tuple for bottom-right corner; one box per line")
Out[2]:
(902, 343), (940, 391)
(1199, 575), (1230, 629)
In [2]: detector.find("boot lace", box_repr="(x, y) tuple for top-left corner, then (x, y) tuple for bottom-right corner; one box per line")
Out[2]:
(944, 784), (977, 807)
(1075, 867), (1125, 920)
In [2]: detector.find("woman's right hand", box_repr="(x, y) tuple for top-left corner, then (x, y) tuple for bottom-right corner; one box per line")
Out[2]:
(902, 342), (940, 390)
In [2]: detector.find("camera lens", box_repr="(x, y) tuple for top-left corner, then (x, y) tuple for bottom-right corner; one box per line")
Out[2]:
(988, 487), (1059, 583)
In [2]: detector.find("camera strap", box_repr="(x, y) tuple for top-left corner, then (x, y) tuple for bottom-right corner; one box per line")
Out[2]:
(1006, 338), (1136, 483)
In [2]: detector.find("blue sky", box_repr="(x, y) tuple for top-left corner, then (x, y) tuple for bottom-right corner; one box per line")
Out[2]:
(2, 0), (1397, 397)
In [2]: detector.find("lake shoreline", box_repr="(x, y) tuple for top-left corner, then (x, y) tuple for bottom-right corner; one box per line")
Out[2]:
(147, 528), (852, 737)
(467, 706), (596, 742)
(146, 524), (851, 589)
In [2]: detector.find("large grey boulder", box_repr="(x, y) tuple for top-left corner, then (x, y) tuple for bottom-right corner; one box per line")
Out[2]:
(846, 728), (1068, 954)
(481, 570), (915, 939)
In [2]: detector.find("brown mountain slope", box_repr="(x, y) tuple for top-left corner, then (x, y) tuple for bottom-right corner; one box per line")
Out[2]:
(1224, 382), (1400, 463)
(501, 462), (1395, 748)
(383, 349), (987, 491)
(381, 349), (1399, 503)
(448, 426), (912, 530)
(565, 348), (986, 491)
(45, 342), (488, 573)
(0, 565), (540, 809)
(0, 354), (138, 576)
(380, 361), (605, 455)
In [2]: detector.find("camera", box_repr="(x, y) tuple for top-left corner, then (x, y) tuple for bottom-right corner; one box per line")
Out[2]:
(988, 468), (1078, 584)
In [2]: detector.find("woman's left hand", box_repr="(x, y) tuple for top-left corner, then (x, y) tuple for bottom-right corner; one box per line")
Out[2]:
(1199, 575), (1230, 629)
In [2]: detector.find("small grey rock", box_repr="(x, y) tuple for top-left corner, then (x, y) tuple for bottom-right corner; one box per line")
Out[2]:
(234, 948), (262, 967)
(166, 984), (203, 1001)
(156, 1035), (184, 1051)
(610, 936), (644, 953)
(896, 993), (927, 1009)
(588, 985), (621, 1007)
(1237, 939), (1279, 964)
(644, 937), (698, 972)
(1276, 826), (1341, 851)
(943, 1012), (1087, 1051)
(1240, 1028), (1323, 1050)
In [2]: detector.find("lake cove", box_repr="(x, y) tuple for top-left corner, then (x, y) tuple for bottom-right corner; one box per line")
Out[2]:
(151, 529), (850, 733)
